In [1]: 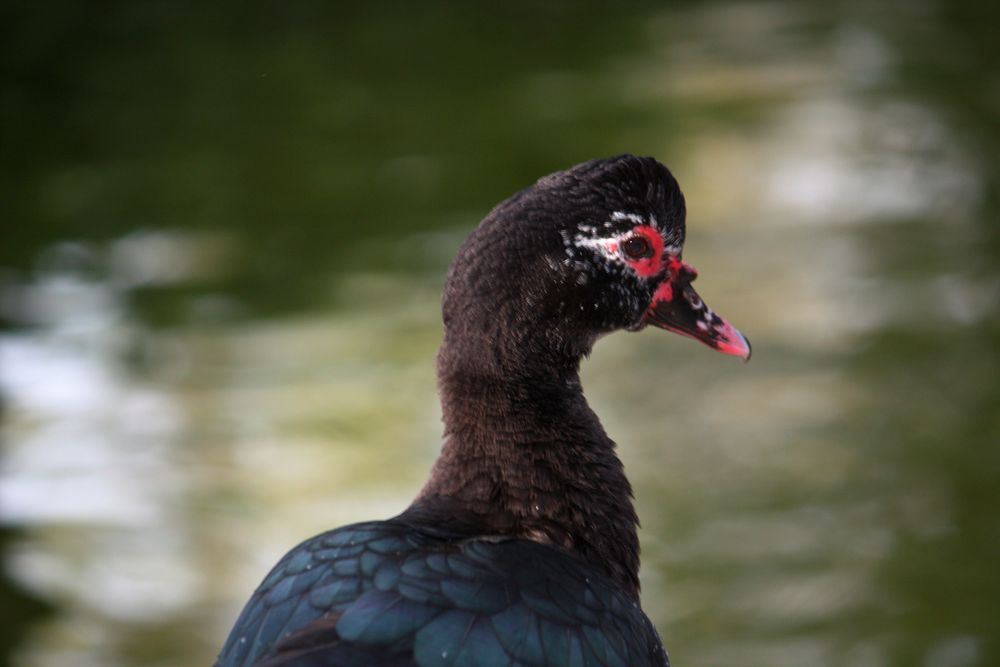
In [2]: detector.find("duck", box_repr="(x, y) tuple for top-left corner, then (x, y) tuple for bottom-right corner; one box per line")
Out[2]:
(215, 155), (751, 667)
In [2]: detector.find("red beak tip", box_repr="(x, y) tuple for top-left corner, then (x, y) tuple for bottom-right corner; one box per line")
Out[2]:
(716, 332), (752, 362)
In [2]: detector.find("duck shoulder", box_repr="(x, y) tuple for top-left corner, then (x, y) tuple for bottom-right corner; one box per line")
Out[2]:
(215, 517), (669, 667)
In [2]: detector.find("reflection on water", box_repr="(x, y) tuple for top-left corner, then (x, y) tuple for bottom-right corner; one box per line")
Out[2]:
(2, 2), (998, 666)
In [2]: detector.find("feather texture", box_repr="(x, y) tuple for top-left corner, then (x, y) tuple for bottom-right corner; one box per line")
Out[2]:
(216, 518), (668, 667)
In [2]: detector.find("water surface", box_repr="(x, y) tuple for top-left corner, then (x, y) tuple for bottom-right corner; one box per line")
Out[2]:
(2, 2), (998, 666)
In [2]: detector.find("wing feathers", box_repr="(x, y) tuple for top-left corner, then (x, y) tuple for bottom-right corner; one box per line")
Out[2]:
(215, 521), (668, 667)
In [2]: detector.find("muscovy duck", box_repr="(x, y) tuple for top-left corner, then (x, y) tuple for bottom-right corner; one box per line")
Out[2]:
(216, 155), (750, 667)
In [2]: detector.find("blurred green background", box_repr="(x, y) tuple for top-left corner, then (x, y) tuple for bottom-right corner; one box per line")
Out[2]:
(1, 1), (998, 666)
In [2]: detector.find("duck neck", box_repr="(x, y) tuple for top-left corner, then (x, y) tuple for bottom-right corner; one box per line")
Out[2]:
(413, 339), (641, 597)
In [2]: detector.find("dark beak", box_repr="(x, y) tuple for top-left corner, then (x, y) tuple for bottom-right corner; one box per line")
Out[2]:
(645, 259), (751, 361)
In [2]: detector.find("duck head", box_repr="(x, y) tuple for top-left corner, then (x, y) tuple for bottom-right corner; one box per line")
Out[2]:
(440, 155), (750, 376)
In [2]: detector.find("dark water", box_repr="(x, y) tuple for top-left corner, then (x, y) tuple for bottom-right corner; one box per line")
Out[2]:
(2, 2), (998, 666)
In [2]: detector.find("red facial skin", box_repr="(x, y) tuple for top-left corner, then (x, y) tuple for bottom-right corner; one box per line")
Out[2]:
(620, 226), (666, 278)
(649, 255), (697, 303)
(651, 279), (673, 304)
(665, 255), (697, 284)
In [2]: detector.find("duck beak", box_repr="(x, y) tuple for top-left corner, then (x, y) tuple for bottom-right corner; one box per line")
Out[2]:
(645, 259), (751, 361)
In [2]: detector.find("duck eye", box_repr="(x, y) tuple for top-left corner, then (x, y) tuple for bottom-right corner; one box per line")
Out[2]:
(621, 236), (653, 260)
